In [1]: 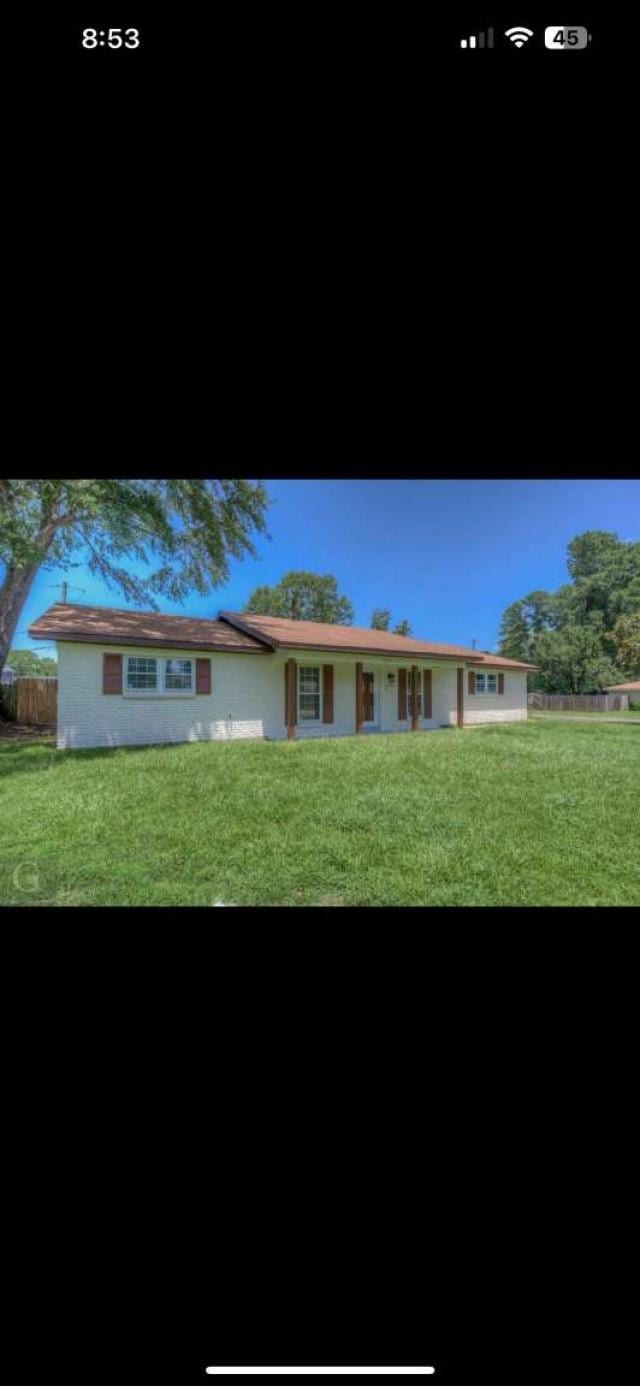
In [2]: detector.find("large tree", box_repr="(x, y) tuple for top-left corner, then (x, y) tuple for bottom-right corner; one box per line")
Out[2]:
(499, 530), (640, 692)
(371, 609), (390, 630)
(243, 571), (354, 624)
(393, 619), (412, 637)
(0, 479), (268, 676)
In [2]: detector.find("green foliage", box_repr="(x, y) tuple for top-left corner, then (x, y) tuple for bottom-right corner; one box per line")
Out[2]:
(6, 649), (57, 677)
(498, 600), (534, 661)
(243, 571), (354, 624)
(532, 626), (618, 694)
(0, 478), (269, 674)
(607, 610), (640, 677)
(499, 530), (640, 692)
(370, 609), (411, 635)
(1, 478), (268, 603)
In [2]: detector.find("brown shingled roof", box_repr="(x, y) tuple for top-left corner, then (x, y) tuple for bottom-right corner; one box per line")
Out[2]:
(28, 603), (269, 653)
(603, 679), (640, 693)
(28, 601), (539, 670)
(471, 651), (539, 671)
(220, 612), (538, 668)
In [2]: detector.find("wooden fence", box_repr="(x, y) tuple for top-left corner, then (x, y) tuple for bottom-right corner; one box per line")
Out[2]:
(1, 677), (58, 726)
(528, 691), (629, 713)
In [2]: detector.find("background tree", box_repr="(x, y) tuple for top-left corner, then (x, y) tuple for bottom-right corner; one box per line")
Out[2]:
(243, 571), (354, 624)
(371, 609), (390, 630)
(393, 619), (412, 637)
(0, 479), (268, 677)
(532, 626), (618, 694)
(6, 649), (58, 677)
(608, 610), (640, 677)
(498, 599), (534, 661)
(498, 530), (640, 693)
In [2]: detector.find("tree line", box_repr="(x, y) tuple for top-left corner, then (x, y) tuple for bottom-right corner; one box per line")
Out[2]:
(498, 530), (640, 692)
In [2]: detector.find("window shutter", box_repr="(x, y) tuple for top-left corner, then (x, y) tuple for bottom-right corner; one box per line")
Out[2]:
(423, 669), (432, 719)
(468, 670), (475, 695)
(285, 660), (297, 729)
(398, 668), (407, 720)
(322, 664), (334, 723)
(498, 672), (505, 695)
(196, 658), (211, 694)
(103, 653), (122, 694)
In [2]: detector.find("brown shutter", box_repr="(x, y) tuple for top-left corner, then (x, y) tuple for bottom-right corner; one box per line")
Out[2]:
(398, 668), (407, 720)
(498, 672), (505, 695)
(322, 664), (334, 723)
(285, 659), (297, 738)
(196, 658), (211, 694)
(468, 670), (475, 695)
(457, 668), (464, 727)
(103, 653), (122, 694)
(355, 662), (363, 733)
(423, 669), (432, 719)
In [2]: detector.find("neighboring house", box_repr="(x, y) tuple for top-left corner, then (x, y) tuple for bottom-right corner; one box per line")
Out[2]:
(1, 665), (16, 687)
(28, 602), (538, 751)
(603, 679), (640, 710)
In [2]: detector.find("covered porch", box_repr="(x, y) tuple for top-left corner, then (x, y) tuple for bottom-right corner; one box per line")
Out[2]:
(282, 652), (465, 739)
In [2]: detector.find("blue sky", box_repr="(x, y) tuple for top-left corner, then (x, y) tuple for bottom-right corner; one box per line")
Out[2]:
(14, 479), (640, 656)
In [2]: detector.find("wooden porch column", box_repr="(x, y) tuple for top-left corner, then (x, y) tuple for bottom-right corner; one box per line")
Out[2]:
(355, 661), (364, 733)
(457, 667), (464, 727)
(411, 665), (419, 731)
(286, 658), (297, 739)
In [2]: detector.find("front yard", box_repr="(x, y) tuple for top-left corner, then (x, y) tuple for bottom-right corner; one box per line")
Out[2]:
(1, 721), (638, 907)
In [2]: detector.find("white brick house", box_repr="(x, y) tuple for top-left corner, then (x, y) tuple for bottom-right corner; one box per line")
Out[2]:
(28, 603), (536, 751)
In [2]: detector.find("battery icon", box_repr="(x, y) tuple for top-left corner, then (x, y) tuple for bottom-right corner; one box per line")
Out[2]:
(544, 26), (591, 49)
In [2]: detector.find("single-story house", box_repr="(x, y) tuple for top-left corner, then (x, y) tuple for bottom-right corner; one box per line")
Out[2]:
(603, 679), (640, 710)
(28, 602), (538, 751)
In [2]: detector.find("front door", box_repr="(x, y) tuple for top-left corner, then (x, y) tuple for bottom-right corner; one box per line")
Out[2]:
(362, 670), (375, 723)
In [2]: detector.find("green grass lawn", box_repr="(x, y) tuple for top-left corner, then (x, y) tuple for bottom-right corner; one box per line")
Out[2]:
(1, 721), (638, 907)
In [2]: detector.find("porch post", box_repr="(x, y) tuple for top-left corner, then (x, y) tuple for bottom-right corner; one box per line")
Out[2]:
(411, 665), (419, 731)
(355, 661), (364, 733)
(286, 658), (297, 740)
(457, 667), (464, 727)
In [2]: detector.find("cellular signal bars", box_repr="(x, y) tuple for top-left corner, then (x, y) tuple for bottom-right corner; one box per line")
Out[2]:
(460, 29), (494, 48)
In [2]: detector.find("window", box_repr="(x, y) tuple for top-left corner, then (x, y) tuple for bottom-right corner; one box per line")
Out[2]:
(125, 655), (194, 695)
(298, 666), (321, 721)
(474, 672), (497, 695)
(126, 657), (158, 691)
(164, 658), (193, 690)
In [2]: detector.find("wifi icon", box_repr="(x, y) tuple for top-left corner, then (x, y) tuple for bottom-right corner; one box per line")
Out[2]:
(505, 26), (534, 47)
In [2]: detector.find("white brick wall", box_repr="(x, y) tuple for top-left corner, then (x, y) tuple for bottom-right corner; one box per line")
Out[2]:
(57, 642), (285, 750)
(55, 642), (528, 749)
(463, 670), (528, 723)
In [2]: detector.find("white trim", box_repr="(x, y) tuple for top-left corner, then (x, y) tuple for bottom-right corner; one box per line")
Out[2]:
(296, 663), (322, 725)
(472, 671), (498, 695)
(123, 653), (196, 698)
